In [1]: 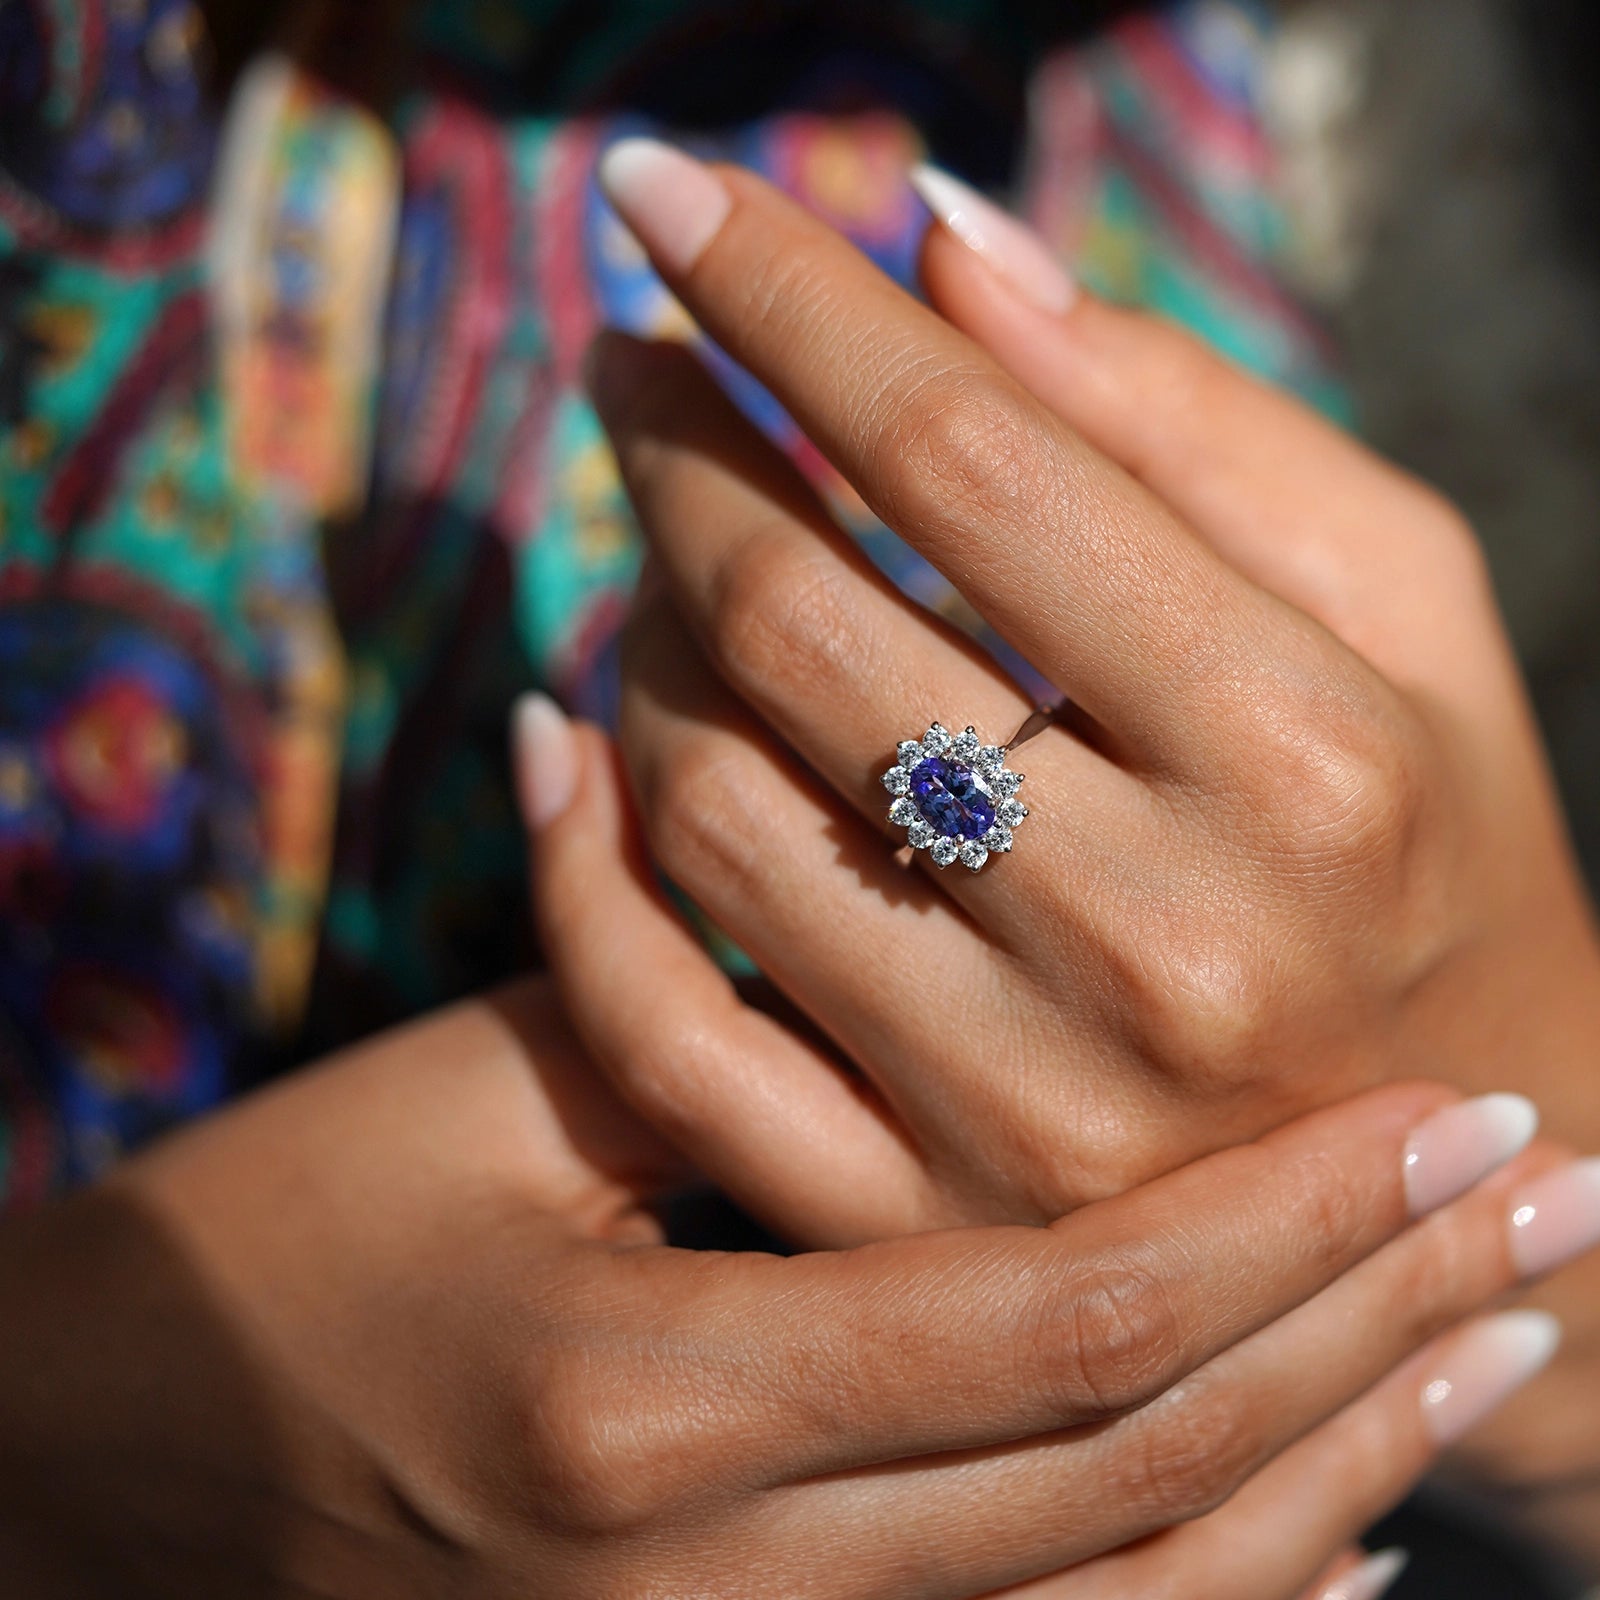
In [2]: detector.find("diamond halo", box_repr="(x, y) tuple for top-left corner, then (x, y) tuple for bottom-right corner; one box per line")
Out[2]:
(881, 721), (1030, 873)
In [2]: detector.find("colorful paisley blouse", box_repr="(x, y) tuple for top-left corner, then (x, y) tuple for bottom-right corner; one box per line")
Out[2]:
(0, 0), (1343, 1209)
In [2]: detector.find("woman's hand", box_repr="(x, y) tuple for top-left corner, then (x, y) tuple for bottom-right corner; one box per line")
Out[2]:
(0, 980), (1573, 1598)
(547, 140), (1600, 1223)
(522, 140), (1600, 1546)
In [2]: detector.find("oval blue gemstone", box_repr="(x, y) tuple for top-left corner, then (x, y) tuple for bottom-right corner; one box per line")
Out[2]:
(909, 755), (996, 839)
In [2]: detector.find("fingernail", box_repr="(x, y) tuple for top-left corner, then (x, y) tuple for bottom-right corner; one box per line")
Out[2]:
(1508, 1157), (1600, 1278)
(910, 162), (1076, 315)
(512, 692), (578, 830)
(1419, 1310), (1561, 1446)
(1320, 1549), (1410, 1600)
(597, 137), (731, 276)
(1402, 1094), (1538, 1218)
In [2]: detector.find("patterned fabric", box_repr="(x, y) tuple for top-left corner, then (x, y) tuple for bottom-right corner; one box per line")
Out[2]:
(0, 0), (1341, 1210)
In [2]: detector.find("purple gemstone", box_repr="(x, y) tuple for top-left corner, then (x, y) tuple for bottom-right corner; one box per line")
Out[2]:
(909, 755), (996, 839)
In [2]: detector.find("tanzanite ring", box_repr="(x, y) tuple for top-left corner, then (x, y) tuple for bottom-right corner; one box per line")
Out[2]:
(881, 710), (1052, 872)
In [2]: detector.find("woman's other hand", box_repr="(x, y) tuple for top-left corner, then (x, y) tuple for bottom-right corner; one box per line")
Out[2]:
(0, 980), (1573, 1597)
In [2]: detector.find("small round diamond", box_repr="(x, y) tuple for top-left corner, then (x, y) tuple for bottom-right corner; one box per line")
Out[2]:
(950, 728), (980, 762)
(882, 766), (911, 796)
(907, 819), (936, 849)
(976, 745), (1006, 776)
(992, 770), (1023, 798)
(983, 825), (1013, 853)
(888, 797), (918, 827)
(921, 722), (952, 758)
(930, 836), (960, 868)
(997, 798), (1028, 828)
(897, 739), (924, 769)
(959, 840), (989, 871)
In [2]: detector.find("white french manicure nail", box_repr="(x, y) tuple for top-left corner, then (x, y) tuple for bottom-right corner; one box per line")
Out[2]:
(511, 692), (578, 831)
(597, 137), (731, 276)
(910, 161), (1076, 314)
(1508, 1157), (1600, 1278)
(1320, 1548), (1410, 1600)
(1402, 1093), (1538, 1218)
(1420, 1310), (1561, 1446)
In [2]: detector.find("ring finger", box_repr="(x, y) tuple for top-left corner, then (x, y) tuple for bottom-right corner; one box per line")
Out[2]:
(620, 594), (1155, 1213)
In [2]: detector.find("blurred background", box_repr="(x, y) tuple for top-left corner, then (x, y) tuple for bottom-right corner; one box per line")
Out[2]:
(1263, 0), (1600, 890)
(2, 1), (1598, 1593)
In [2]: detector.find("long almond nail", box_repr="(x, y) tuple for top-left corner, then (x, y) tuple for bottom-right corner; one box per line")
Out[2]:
(1321, 1549), (1410, 1600)
(598, 137), (731, 276)
(1402, 1093), (1538, 1218)
(512, 692), (577, 830)
(1419, 1310), (1561, 1446)
(910, 162), (1076, 314)
(1509, 1158), (1600, 1278)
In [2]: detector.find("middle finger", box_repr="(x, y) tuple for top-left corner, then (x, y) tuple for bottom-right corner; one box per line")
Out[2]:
(596, 138), (1313, 779)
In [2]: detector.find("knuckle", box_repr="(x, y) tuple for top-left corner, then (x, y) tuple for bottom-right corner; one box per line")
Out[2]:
(1376, 1217), (1485, 1345)
(636, 730), (763, 894)
(1254, 677), (1430, 877)
(1120, 1390), (1261, 1525)
(1090, 311), (1241, 487)
(706, 533), (860, 700)
(603, 1001), (720, 1141)
(1288, 1147), (1371, 1271)
(735, 242), (837, 353)
(1111, 895), (1289, 1089)
(873, 362), (1037, 527)
(520, 1346), (680, 1534)
(1134, 321), (1227, 430)
(1054, 1248), (1185, 1414)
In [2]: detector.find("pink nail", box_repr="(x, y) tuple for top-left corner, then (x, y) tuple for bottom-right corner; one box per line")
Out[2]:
(597, 137), (732, 276)
(909, 162), (1076, 315)
(512, 692), (578, 830)
(1508, 1158), (1600, 1278)
(1402, 1094), (1538, 1218)
(1419, 1310), (1561, 1446)
(1320, 1549), (1410, 1600)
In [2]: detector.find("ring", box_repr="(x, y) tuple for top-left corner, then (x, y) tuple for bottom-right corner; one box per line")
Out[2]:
(881, 720), (1031, 873)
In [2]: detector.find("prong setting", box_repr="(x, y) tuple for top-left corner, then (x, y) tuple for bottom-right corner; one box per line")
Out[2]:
(950, 728), (980, 762)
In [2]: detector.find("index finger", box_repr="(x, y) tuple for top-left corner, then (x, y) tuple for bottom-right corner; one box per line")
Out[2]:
(596, 137), (1301, 771)
(641, 1084), (1537, 1483)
